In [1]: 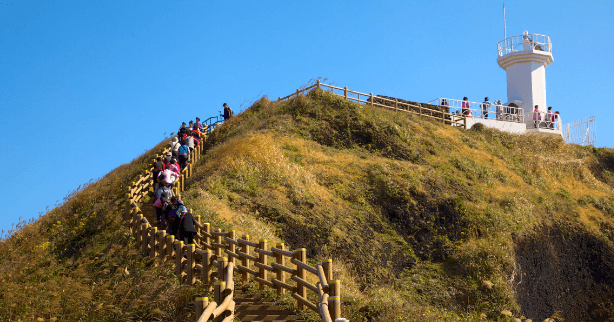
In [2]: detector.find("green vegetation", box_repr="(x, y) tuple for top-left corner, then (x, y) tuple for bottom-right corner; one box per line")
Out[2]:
(2, 88), (614, 321)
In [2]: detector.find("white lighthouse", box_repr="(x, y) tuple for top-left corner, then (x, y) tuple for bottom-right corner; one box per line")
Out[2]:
(497, 31), (553, 125)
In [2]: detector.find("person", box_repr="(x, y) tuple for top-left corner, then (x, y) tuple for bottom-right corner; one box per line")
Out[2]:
(441, 99), (449, 106)
(222, 103), (233, 121)
(177, 208), (198, 244)
(461, 97), (472, 117)
(187, 132), (195, 152)
(154, 187), (172, 225)
(178, 122), (189, 138)
(545, 107), (554, 129)
(163, 151), (173, 165)
(178, 142), (190, 170)
(158, 167), (179, 185)
(170, 137), (181, 158)
(532, 105), (541, 128)
(553, 111), (560, 129)
(188, 121), (194, 131)
(169, 198), (187, 237)
(194, 117), (203, 131)
(168, 158), (181, 174)
(495, 100), (504, 120)
(152, 157), (165, 191)
(481, 97), (491, 119)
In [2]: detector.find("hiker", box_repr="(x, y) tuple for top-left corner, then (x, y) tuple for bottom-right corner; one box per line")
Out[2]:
(158, 167), (179, 185)
(169, 198), (187, 237)
(152, 157), (165, 191)
(495, 100), (504, 120)
(545, 107), (554, 129)
(187, 132), (195, 152)
(194, 117), (203, 131)
(169, 158), (181, 174)
(154, 187), (172, 225)
(461, 97), (472, 117)
(170, 137), (181, 158)
(553, 111), (560, 129)
(481, 97), (491, 119)
(532, 105), (541, 128)
(178, 142), (190, 170)
(177, 208), (198, 244)
(441, 99), (449, 106)
(163, 151), (173, 165)
(222, 103), (233, 121)
(178, 122), (188, 138)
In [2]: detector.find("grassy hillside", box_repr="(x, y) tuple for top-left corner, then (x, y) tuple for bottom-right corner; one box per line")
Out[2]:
(0, 139), (211, 321)
(2, 88), (614, 322)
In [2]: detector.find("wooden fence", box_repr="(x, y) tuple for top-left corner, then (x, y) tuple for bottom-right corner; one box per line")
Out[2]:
(279, 80), (468, 129)
(124, 126), (345, 321)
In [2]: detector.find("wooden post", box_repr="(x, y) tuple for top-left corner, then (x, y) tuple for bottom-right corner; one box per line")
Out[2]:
(329, 280), (341, 320)
(194, 297), (209, 321)
(217, 256), (228, 282)
(214, 229), (223, 257)
(166, 235), (175, 260)
(296, 89), (300, 97)
(158, 231), (166, 264)
(204, 223), (211, 249)
(258, 240), (268, 290)
(176, 240), (184, 280)
(395, 98), (398, 110)
(203, 249), (212, 284)
(213, 281), (226, 322)
(241, 234), (250, 283)
(124, 193), (131, 220)
(296, 248), (307, 309)
(141, 223), (149, 256)
(317, 79), (321, 89)
(322, 259), (333, 282)
(150, 227), (158, 260)
(370, 93), (374, 107)
(275, 243), (285, 295)
(278, 97), (282, 101)
(344, 87), (348, 100)
(228, 230), (236, 265)
(134, 213), (142, 238)
(187, 243), (196, 286)
(419, 105), (423, 118)
(194, 215), (201, 238)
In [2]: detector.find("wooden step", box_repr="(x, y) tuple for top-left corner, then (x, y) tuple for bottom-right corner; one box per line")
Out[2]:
(233, 290), (302, 321)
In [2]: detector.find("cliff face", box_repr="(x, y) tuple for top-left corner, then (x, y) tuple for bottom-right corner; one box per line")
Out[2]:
(2, 88), (614, 321)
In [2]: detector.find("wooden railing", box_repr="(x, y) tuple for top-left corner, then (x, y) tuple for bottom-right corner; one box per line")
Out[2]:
(124, 123), (345, 321)
(279, 80), (468, 129)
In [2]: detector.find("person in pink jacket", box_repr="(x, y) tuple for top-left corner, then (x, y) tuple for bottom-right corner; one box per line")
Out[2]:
(532, 105), (542, 128)
(158, 168), (179, 185)
(168, 159), (181, 174)
(461, 97), (472, 117)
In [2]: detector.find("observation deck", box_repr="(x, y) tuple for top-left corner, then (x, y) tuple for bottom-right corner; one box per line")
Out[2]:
(497, 31), (553, 69)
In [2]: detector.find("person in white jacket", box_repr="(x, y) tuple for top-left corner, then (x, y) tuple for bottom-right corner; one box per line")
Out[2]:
(170, 137), (181, 158)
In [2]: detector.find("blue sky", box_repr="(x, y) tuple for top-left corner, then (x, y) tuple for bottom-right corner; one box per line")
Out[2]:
(1, 0), (612, 234)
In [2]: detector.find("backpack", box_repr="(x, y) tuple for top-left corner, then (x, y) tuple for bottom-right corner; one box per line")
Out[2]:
(178, 145), (189, 156)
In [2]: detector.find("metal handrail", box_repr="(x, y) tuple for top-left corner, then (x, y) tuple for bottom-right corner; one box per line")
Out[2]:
(526, 110), (562, 130)
(428, 98), (525, 123)
(497, 32), (552, 57)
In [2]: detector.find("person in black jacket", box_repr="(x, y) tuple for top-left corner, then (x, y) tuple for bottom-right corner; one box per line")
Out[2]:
(177, 209), (198, 245)
(222, 103), (233, 121)
(152, 157), (165, 190)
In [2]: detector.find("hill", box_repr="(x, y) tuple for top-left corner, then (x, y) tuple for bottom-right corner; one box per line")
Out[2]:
(2, 88), (614, 321)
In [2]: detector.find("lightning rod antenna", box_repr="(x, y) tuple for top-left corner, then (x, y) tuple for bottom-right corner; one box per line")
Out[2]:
(503, 3), (507, 40)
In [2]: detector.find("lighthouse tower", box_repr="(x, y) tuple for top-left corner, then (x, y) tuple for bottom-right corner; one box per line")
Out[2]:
(497, 31), (553, 124)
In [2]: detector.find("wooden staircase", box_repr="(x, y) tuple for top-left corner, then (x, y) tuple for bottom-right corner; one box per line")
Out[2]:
(233, 289), (302, 322)
(142, 203), (302, 321)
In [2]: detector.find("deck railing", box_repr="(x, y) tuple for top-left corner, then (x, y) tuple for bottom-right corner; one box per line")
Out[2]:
(498, 32), (552, 57)
(125, 122), (344, 321)
(428, 98), (525, 123)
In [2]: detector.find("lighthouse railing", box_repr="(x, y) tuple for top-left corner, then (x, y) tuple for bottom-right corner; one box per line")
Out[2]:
(497, 33), (551, 57)
(428, 98), (524, 123)
(524, 110), (562, 130)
